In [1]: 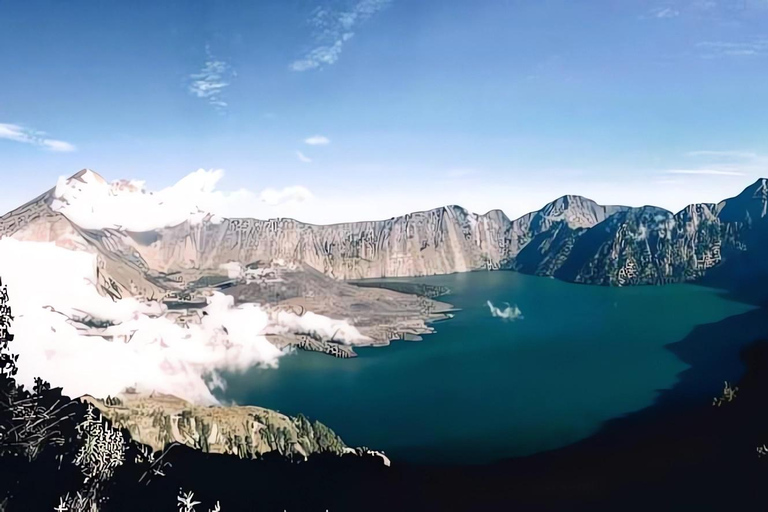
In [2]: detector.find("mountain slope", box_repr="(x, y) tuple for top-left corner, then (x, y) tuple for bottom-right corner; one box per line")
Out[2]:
(83, 392), (352, 460)
(0, 171), (171, 300)
(2, 170), (768, 289)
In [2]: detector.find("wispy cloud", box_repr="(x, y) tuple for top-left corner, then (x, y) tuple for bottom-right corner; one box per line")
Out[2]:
(52, 169), (317, 231)
(188, 46), (234, 111)
(296, 150), (313, 163)
(259, 186), (314, 206)
(696, 38), (768, 58)
(0, 123), (76, 152)
(486, 301), (524, 322)
(290, 0), (392, 71)
(686, 150), (759, 159)
(666, 169), (746, 176)
(304, 135), (331, 146)
(691, 0), (717, 10)
(650, 6), (681, 18)
(665, 150), (767, 179)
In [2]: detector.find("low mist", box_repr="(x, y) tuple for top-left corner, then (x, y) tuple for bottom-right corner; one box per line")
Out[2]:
(0, 238), (364, 404)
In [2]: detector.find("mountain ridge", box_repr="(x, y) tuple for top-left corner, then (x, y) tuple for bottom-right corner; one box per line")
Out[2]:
(2, 169), (768, 291)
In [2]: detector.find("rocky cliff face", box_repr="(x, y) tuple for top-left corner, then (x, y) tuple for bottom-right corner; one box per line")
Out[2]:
(113, 194), (631, 282)
(82, 393), (351, 460)
(122, 205), (510, 279)
(2, 170), (768, 288)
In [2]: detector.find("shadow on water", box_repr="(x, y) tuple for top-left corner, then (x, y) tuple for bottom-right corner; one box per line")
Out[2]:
(373, 307), (768, 510)
(655, 305), (768, 411)
(371, 298), (768, 509)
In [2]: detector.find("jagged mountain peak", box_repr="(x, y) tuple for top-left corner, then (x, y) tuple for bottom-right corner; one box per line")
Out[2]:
(67, 168), (107, 185)
(483, 208), (511, 223)
(444, 204), (472, 217)
(744, 177), (768, 193)
(533, 194), (623, 230)
(717, 177), (768, 224)
(3, 171), (768, 288)
(725, 177), (768, 204)
(547, 194), (596, 207)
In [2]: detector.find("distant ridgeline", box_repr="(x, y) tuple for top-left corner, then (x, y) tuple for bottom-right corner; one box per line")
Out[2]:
(3, 170), (768, 290)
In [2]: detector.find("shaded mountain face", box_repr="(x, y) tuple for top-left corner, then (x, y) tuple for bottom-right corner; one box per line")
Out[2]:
(1, 170), (767, 290)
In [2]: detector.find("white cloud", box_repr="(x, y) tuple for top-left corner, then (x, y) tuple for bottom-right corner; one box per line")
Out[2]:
(486, 301), (524, 321)
(0, 238), (371, 404)
(665, 169), (746, 176)
(296, 150), (313, 163)
(668, 151), (767, 181)
(259, 186), (314, 206)
(188, 46), (233, 111)
(52, 169), (231, 231)
(50, 169), (314, 231)
(686, 150), (759, 159)
(269, 310), (370, 345)
(0, 239), (282, 404)
(0, 123), (76, 152)
(42, 139), (77, 152)
(651, 7), (680, 18)
(696, 38), (768, 58)
(304, 135), (331, 146)
(291, 39), (347, 72)
(290, 0), (391, 71)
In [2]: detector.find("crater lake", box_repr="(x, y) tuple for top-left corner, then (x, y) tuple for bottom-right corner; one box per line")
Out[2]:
(219, 271), (766, 464)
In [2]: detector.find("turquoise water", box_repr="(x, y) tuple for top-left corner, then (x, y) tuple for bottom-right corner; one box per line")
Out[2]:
(220, 271), (759, 464)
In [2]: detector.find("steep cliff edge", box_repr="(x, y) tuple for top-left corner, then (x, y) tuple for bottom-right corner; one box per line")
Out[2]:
(2, 170), (768, 289)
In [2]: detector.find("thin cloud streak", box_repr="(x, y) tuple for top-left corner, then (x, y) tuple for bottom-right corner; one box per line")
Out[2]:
(296, 150), (313, 163)
(651, 7), (680, 18)
(0, 123), (76, 152)
(290, 0), (392, 71)
(696, 38), (768, 58)
(188, 46), (233, 112)
(686, 150), (759, 159)
(258, 186), (314, 206)
(304, 135), (331, 146)
(666, 169), (745, 176)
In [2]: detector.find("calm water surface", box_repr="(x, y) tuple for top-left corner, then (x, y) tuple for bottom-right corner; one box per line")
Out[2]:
(220, 271), (759, 464)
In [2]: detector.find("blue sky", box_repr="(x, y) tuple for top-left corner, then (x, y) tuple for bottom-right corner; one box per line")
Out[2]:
(1, 0), (767, 223)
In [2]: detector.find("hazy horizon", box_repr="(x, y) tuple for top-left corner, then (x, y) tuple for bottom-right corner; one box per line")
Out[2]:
(2, 0), (767, 223)
(1, 167), (765, 227)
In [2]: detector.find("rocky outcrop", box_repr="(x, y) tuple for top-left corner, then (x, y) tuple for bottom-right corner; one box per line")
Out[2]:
(82, 393), (350, 460)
